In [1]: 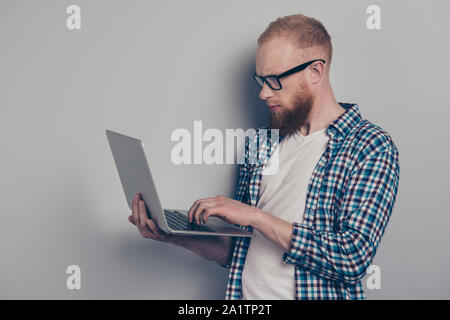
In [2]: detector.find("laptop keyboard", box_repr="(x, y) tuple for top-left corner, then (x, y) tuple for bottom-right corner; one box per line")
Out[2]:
(164, 210), (214, 232)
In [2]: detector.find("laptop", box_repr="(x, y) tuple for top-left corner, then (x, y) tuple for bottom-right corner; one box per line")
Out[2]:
(106, 129), (253, 237)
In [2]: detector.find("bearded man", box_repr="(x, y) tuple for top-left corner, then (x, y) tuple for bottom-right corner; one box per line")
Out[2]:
(129, 13), (400, 300)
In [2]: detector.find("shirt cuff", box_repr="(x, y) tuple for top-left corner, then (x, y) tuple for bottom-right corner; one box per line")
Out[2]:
(282, 222), (311, 265)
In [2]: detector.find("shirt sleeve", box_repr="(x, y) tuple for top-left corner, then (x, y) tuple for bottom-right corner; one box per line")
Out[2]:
(282, 147), (400, 285)
(217, 148), (250, 269)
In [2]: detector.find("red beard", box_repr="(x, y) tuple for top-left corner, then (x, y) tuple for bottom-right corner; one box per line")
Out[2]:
(269, 88), (314, 137)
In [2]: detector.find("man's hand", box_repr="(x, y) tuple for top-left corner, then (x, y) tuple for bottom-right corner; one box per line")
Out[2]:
(128, 193), (235, 265)
(128, 193), (177, 244)
(187, 195), (260, 227)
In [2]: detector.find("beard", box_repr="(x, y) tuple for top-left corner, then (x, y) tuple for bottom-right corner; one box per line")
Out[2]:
(269, 85), (314, 137)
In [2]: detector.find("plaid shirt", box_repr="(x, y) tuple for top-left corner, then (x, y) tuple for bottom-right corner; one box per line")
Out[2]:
(224, 103), (400, 300)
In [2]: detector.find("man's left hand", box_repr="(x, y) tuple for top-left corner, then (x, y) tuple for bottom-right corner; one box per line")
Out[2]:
(187, 195), (259, 227)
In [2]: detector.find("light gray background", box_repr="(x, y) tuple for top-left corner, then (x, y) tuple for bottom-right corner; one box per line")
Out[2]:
(1, 0), (449, 299)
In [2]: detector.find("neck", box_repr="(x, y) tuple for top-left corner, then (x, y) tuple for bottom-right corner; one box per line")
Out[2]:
(299, 88), (346, 136)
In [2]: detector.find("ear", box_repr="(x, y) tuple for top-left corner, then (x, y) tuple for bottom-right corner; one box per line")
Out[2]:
(309, 61), (325, 84)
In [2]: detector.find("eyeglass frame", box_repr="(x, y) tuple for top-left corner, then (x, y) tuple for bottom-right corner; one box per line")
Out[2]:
(253, 59), (326, 91)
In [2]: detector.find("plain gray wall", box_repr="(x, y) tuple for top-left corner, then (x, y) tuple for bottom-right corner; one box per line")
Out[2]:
(1, 0), (449, 299)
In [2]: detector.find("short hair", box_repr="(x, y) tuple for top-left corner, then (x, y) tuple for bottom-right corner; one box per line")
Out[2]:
(258, 14), (333, 71)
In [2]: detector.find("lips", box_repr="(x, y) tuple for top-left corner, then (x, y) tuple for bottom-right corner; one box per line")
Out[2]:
(269, 105), (281, 111)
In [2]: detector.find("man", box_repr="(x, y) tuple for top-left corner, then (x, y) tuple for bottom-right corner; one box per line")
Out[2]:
(128, 13), (400, 300)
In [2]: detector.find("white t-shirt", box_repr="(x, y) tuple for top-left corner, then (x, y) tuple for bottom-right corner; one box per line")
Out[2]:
(241, 127), (329, 300)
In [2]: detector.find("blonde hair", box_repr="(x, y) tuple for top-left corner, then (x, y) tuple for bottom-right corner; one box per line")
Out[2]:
(258, 14), (333, 70)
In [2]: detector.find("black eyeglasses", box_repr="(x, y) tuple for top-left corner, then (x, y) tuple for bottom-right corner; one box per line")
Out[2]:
(253, 59), (326, 90)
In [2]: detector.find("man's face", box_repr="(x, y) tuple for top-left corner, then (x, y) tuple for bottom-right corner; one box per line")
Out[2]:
(255, 37), (315, 137)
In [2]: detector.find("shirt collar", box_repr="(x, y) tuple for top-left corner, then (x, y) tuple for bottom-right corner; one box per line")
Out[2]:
(326, 102), (362, 140)
(249, 102), (362, 167)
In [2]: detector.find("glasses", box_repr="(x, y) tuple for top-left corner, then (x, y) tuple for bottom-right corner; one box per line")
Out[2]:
(253, 59), (326, 90)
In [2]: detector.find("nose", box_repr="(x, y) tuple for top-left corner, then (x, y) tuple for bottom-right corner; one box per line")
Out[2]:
(258, 81), (274, 101)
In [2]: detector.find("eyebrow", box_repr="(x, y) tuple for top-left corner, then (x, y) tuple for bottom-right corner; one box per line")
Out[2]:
(256, 70), (280, 77)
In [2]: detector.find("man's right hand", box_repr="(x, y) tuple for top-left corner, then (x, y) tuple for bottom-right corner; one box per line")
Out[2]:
(128, 193), (234, 266)
(128, 193), (178, 244)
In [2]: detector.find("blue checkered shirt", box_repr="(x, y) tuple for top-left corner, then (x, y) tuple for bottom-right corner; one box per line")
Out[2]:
(224, 103), (400, 300)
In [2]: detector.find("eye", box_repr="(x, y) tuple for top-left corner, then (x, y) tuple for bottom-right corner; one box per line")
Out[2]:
(266, 76), (281, 90)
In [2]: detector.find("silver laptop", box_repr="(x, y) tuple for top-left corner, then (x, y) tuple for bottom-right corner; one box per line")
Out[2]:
(106, 129), (253, 237)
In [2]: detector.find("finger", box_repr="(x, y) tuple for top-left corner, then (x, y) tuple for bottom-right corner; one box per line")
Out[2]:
(128, 215), (136, 225)
(139, 200), (148, 229)
(132, 194), (141, 229)
(187, 200), (199, 223)
(137, 217), (155, 239)
(187, 196), (219, 223)
(146, 219), (171, 241)
(193, 199), (218, 224)
(134, 195), (150, 237)
(132, 192), (138, 209)
(147, 221), (172, 242)
(202, 208), (216, 224)
(192, 202), (202, 224)
(194, 203), (209, 224)
(145, 219), (161, 238)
